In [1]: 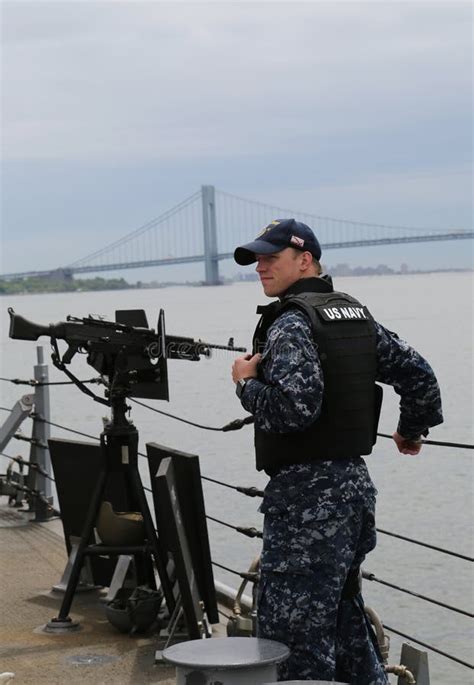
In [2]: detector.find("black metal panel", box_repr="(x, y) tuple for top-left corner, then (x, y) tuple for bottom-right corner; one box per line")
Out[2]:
(49, 437), (141, 587)
(146, 442), (219, 625)
(155, 457), (204, 639)
(115, 310), (149, 328)
(114, 308), (169, 401)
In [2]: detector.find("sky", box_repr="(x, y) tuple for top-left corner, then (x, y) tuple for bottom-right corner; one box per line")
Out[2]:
(1, 0), (472, 282)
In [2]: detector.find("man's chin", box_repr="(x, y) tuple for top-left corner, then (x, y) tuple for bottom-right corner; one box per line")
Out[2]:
(261, 283), (280, 297)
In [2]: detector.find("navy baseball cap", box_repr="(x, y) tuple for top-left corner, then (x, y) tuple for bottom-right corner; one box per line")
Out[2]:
(234, 218), (322, 266)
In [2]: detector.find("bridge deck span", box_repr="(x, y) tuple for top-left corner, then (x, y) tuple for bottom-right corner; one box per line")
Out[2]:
(2, 231), (472, 281)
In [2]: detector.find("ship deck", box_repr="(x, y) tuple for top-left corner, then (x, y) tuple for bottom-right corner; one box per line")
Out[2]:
(0, 504), (227, 684)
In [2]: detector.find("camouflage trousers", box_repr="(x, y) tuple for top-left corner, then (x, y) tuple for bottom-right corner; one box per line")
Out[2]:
(257, 460), (388, 684)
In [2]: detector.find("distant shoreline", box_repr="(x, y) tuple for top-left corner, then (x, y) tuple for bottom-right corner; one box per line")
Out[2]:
(0, 267), (472, 295)
(233, 266), (472, 283)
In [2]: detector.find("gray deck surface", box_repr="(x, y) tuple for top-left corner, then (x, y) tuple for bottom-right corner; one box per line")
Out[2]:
(0, 505), (222, 684)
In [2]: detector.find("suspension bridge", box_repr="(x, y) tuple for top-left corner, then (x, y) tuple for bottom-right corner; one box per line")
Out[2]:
(3, 186), (472, 285)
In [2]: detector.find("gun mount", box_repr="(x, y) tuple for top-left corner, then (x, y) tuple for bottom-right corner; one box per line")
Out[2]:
(6, 306), (247, 633)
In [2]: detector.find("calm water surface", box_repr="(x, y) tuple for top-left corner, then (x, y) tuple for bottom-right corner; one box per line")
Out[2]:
(1, 272), (473, 684)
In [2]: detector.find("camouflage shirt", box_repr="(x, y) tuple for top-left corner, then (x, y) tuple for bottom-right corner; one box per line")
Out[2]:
(240, 308), (443, 441)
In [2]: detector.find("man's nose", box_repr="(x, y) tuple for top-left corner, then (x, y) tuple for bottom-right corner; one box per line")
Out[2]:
(256, 260), (265, 272)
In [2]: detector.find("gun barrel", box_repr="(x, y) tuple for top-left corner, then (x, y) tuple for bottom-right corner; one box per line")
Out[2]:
(206, 343), (247, 352)
(8, 308), (51, 341)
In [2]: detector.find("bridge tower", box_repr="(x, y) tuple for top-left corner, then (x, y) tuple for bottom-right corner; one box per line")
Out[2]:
(201, 185), (220, 285)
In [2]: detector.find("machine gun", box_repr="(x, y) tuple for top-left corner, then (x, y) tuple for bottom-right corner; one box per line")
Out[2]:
(8, 307), (245, 404)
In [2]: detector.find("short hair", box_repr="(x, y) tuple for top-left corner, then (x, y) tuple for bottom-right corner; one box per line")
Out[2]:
(290, 247), (322, 275)
(312, 258), (323, 275)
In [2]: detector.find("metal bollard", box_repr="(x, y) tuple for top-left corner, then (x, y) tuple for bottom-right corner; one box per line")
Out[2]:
(30, 346), (53, 520)
(163, 637), (289, 685)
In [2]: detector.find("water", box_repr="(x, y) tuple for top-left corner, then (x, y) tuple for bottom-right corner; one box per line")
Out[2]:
(1, 272), (473, 684)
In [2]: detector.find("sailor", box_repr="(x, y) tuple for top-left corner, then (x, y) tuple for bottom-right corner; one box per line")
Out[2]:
(231, 219), (443, 684)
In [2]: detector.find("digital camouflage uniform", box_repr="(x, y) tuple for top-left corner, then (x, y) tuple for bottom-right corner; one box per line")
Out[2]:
(240, 307), (443, 683)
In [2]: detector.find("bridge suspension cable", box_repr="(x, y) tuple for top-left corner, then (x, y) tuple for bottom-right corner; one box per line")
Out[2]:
(67, 190), (202, 270)
(214, 187), (470, 256)
(216, 188), (458, 233)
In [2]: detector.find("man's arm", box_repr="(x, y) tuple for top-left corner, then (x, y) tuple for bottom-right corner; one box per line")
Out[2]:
(375, 322), (443, 452)
(234, 310), (324, 433)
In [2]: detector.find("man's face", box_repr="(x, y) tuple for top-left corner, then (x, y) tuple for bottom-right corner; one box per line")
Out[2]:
(255, 248), (306, 297)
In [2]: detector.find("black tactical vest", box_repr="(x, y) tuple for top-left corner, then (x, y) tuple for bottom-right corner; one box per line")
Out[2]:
(253, 278), (382, 474)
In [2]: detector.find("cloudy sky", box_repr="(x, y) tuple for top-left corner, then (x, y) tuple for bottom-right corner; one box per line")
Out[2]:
(1, 0), (472, 279)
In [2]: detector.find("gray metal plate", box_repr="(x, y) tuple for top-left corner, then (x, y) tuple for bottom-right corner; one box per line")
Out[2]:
(163, 637), (289, 669)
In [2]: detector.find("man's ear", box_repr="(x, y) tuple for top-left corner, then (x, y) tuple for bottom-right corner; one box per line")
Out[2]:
(300, 251), (314, 272)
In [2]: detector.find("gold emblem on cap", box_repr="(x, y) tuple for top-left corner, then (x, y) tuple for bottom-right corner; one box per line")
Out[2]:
(256, 220), (280, 238)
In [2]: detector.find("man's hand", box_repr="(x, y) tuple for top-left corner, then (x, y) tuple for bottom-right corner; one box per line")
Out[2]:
(232, 353), (261, 383)
(393, 431), (423, 455)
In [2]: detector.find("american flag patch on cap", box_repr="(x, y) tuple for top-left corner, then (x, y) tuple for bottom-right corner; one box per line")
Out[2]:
(290, 235), (305, 247)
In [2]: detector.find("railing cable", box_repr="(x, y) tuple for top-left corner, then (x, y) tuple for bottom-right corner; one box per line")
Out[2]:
(0, 376), (102, 387)
(13, 433), (48, 449)
(1, 403), (472, 449)
(376, 527), (473, 562)
(383, 624), (474, 670)
(362, 571), (474, 618)
(129, 402), (474, 448)
(212, 561), (241, 577)
(211, 560), (259, 583)
(130, 398), (222, 431)
(17, 485), (61, 517)
(0, 451), (56, 482)
(1, 407), (471, 561)
(2, 406), (470, 561)
(206, 514), (262, 539)
(29, 414), (100, 442)
(217, 608), (232, 621)
(0, 464), (60, 516)
(202, 474), (264, 498)
(201, 473), (473, 561)
(377, 432), (473, 450)
(142, 485), (262, 539)
(129, 399), (253, 432)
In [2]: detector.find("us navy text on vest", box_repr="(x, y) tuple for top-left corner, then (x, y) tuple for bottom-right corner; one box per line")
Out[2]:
(318, 306), (370, 321)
